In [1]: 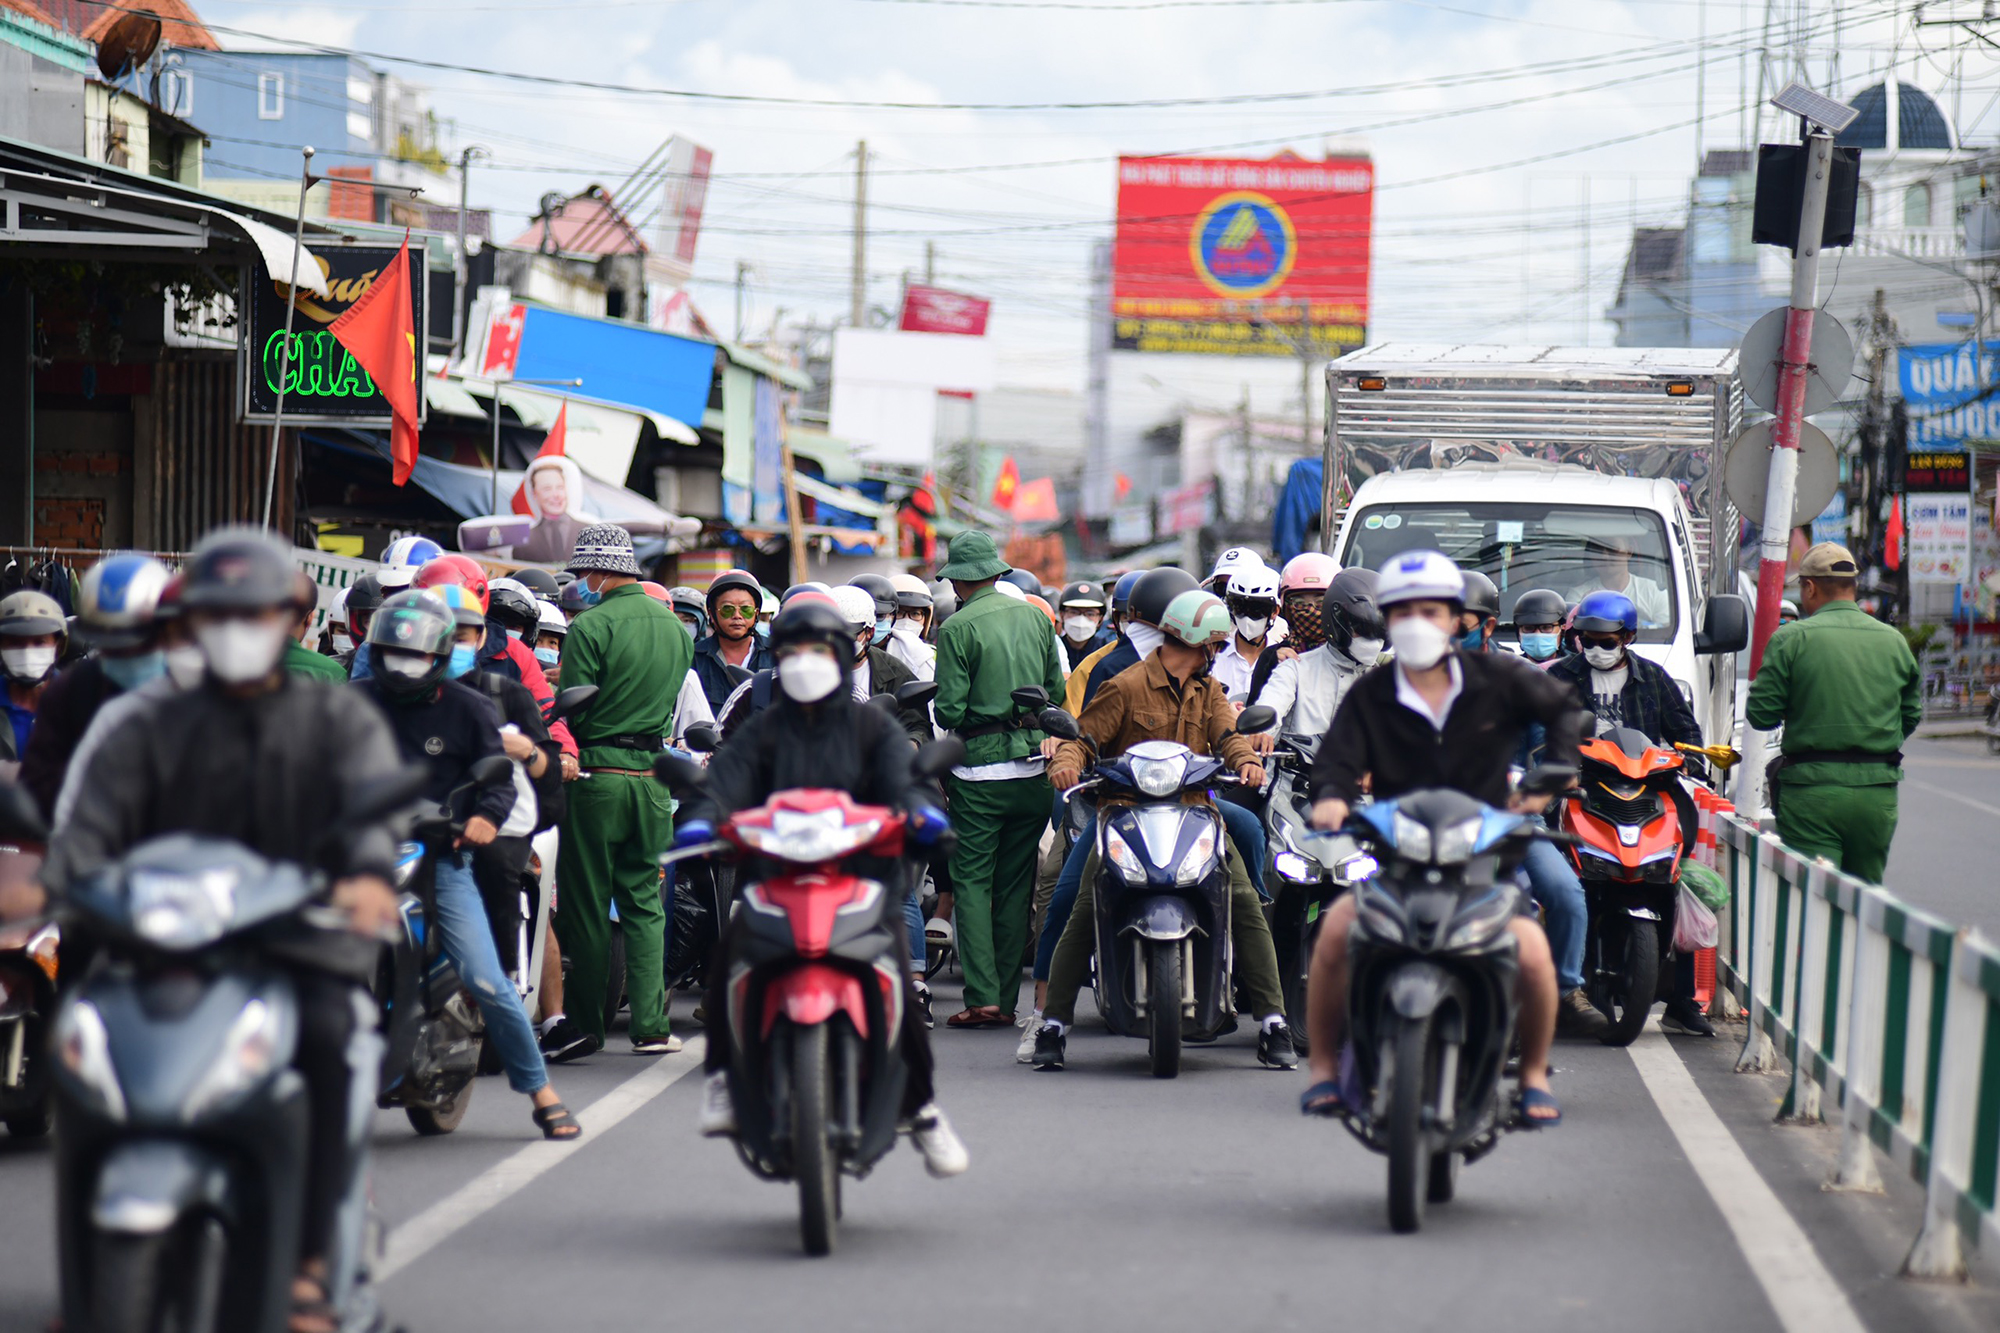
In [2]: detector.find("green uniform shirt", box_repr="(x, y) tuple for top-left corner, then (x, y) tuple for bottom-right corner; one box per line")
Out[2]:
(1743, 599), (1921, 787)
(935, 584), (1068, 767)
(559, 582), (691, 770)
(284, 638), (347, 684)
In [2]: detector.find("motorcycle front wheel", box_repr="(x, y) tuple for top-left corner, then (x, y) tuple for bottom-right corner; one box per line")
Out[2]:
(90, 1231), (170, 1333)
(1598, 918), (1660, 1048)
(407, 1074), (474, 1135)
(1386, 1012), (1437, 1233)
(1146, 940), (1182, 1079)
(792, 1023), (839, 1256)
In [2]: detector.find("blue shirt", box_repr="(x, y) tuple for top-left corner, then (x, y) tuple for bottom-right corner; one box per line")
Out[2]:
(3, 698), (33, 762)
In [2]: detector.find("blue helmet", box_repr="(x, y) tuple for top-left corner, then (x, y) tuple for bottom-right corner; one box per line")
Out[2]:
(379, 535), (445, 589)
(1573, 589), (1638, 635)
(1111, 569), (1145, 616)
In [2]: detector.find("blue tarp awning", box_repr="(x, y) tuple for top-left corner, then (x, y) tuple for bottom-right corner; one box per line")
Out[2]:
(506, 304), (716, 427)
(1272, 457), (1324, 563)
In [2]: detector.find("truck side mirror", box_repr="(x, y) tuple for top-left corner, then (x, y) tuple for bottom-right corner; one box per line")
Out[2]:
(1694, 593), (1750, 655)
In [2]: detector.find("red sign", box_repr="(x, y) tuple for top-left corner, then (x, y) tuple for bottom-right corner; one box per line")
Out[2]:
(899, 284), (992, 336)
(1111, 153), (1373, 357)
(481, 302), (525, 378)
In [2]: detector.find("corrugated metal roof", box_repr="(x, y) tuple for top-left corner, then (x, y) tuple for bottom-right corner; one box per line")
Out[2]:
(1331, 344), (1739, 376)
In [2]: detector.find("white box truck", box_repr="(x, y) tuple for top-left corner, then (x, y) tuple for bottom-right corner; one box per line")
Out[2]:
(1322, 344), (1752, 746)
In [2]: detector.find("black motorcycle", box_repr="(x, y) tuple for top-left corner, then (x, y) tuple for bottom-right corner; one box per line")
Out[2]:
(0, 782), (56, 1138)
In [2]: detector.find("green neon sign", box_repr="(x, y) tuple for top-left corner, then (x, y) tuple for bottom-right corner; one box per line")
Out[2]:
(261, 329), (378, 399)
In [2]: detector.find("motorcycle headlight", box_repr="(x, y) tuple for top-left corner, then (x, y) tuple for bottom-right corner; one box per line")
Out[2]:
(1353, 880), (1406, 945)
(1102, 827), (1147, 884)
(128, 867), (238, 950)
(183, 998), (286, 1121)
(54, 1000), (126, 1121)
(1390, 811), (1432, 863)
(1334, 853), (1379, 885)
(392, 842), (423, 889)
(1273, 851), (1315, 884)
(1431, 816), (1484, 867)
(1174, 823), (1219, 885)
(1444, 888), (1517, 951)
(1130, 754), (1187, 798)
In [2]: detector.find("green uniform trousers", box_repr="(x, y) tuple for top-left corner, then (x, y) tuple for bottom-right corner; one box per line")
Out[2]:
(1775, 781), (1899, 884)
(557, 772), (675, 1044)
(1043, 838), (1286, 1027)
(945, 773), (1050, 1012)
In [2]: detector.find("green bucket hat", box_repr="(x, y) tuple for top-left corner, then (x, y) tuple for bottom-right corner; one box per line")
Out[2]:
(937, 531), (1012, 582)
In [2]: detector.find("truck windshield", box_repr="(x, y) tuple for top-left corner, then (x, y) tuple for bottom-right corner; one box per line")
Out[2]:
(1340, 502), (1677, 643)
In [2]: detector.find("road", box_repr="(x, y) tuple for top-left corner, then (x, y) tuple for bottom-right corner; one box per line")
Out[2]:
(1887, 735), (2000, 939)
(4, 978), (1997, 1333)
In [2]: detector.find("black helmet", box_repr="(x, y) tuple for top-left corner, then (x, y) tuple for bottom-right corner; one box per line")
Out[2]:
(1511, 588), (1567, 629)
(1000, 568), (1041, 596)
(1459, 569), (1501, 622)
(1322, 568), (1384, 656)
(512, 567), (560, 601)
(1128, 567), (1199, 627)
(706, 570), (762, 615)
(487, 579), (541, 635)
(181, 527), (302, 613)
(770, 599), (855, 657)
(366, 589), (455, 697)
(928, 579), (958, 628)
(847, 572), (898, 619)
(345, 572), (386, 617)
(1057, 580), (1105, 610)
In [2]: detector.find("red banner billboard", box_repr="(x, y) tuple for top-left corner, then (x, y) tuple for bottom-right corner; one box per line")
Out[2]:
(899, 284), (992, 336)
(1111, 153), (1373, 357)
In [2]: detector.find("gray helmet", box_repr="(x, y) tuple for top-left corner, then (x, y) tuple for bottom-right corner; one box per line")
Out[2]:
(511, 567), (561, 601)
(1510, 588), (1568, 629)
(181, 527), (303, 613)
(928, 579), (958, 628)
(1459, 570), (1501, 622)
(847, 572), (898, 619)
(0, 590), (66, 642)
(366, 589), (455, 697)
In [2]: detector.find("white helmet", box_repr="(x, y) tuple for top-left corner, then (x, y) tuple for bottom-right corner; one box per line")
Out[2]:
(830, 584), (877, 630)
(536, 599), (568, 639)
(993, 580), (1027, 601)
(1209, 546), (1264, 584)
(327, 585), (352, 630)
(1375, 549), (1466, 609)
(1225, 566), (1280, 602)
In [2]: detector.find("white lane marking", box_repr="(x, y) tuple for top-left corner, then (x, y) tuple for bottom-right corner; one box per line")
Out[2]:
(1625, 1030), (1866, 1333)
(1902, 777), (2000, 819)
(378, 1045), (703, 1281)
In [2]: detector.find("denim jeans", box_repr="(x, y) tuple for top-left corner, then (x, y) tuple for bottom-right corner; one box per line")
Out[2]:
(1520, 836), (1586, 993)
(434, 851), (549, 1095)
(1216, 799), (1267, 901)
(904, 886), (925, 970)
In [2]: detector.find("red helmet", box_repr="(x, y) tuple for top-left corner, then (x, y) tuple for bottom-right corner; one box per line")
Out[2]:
(638, 581), (672, 602)
(1278, 552), (1338, 595)
(413, 554), (491, 614)
(1024, 593), (1058, 629)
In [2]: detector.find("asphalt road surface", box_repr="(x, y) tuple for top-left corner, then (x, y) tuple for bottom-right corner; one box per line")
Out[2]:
(1885, 735), (2000, 940)
(3, 978), (1997, 1333)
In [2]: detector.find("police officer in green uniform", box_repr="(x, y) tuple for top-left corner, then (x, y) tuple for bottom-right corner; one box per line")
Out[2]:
(556, 524), (692, 1053)
(1745, 542), (1921, 882)
(933, 532), (1067, 1028)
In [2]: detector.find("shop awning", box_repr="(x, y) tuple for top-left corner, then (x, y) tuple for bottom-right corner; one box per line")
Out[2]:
(792, 471), (892, 520)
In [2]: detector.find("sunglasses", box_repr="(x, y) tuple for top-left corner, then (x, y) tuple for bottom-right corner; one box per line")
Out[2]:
(715, 604), (758, 620)
(1578, 634), (1624, 651)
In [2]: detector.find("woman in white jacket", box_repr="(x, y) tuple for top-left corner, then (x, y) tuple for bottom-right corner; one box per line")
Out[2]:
(1252, 568), (1385, 748)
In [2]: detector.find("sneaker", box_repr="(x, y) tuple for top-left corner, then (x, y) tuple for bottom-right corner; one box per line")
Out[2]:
(907, 1102), (970, 1178)
(1256, 1019), (1299, 1070)
(1555, 988), (1613, 1040)
(697, 1072), (736, 1137)
(1015, 1012), (1044, 1064)
(1659, 999), (1716, 1038)
(913, 980), (935, 1030)
(924, 916), (955, 949)
(632, 1034), (684, 1055)
(1032, 1024), (1066, 1070)
(538, 1017), (593, 1063)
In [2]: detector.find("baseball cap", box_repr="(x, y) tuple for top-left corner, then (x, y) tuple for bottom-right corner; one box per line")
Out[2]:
(1798, 542), (1859, 579)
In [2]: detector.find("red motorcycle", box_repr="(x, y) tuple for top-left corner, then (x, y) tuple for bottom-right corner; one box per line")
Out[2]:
(656, 737), (961, 1256)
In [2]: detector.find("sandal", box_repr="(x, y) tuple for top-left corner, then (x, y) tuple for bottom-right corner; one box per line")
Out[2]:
(1299, 1080), (1347, 1118)
(1515, 1086), (1563, 1129)
(533, 1101), (583, 1141)
(945, 1006), (1009, 1029)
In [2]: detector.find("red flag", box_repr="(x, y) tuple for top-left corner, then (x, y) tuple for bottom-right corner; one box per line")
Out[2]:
(1113, 472), (1133, 500)
(327, 234), (420, 485)
(509, 402), (569, 515)
(1011, 476), (1059, 523)
(1884, 496), (1903, 572)
(991, 456), (1020, 510)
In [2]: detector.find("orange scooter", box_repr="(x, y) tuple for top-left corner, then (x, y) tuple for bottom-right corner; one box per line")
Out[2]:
(1558, 727), (1700, 1046)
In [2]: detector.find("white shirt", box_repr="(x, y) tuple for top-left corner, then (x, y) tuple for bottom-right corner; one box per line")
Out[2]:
(1261, 644), (1369, 740)
(1394, 657), (1464, 733)
(884, 624), (936, 681)
(1589, 664), (1630, 734)
(851, 655), (872, 703)
(1210, 638), (1263, 701)
(670, 670), (714, 741)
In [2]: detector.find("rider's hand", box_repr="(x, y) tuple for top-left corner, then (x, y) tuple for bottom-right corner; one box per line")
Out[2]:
(458, 816), (499, 848)
(1507, 792), (1552, 815)
(907, 803), (951, 846)
(1048, 765), (1080, 791)
(1039, 736), (1061, 760)
(673, 819), (717, 849)
(1237, 762), (1266, 788)
(1275, 646), (1297, 662)
(559, 753), (580, 782)
(1310, 797), (1350, 831)
(0, 879), (47, 921)
(1250, 730), (1277, 755)
(332, 875), (399, 939)
(500, 731), (537, 762)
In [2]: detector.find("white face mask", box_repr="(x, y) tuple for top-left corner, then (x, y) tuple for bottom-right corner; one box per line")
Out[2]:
(193, 620), (288, 685)
(1583, 645), (1625, 671)
(894, 617), (926, 639)
(1062, 615), (1099, 643)
(1345, 636), (1385, 666)
(1233, 615), (1270, 643)
(332, 631), (355, 654)
(1387, 617), (1450, 672)
(777, 653), (842, 703)
(1, 645), (56, 684)
(1125, 622), (1166, 660)
(378, 650), (435, 682)
(164, 643), (206, 689)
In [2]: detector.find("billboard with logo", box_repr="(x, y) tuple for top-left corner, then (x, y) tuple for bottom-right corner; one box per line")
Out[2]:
(899, 285), (992, 336)
(241, 245), (428, 425)
(1110, 153), (1373, 357)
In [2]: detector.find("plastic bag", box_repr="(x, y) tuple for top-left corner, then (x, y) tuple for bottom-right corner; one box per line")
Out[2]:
(1673, 882), (1719, 953)
(1680, 860), (1730, 913)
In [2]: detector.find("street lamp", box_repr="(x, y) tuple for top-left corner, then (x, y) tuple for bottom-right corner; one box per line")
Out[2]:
(479, 376), (582, 513)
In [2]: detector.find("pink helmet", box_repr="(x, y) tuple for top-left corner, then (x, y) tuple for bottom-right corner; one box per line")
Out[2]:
(1278, 552), (1338, 594)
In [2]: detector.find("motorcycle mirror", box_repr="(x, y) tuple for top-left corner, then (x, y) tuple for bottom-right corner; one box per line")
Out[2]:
(723, 663), (754, 688)
(911, 735), (968, 780)
(469, 755), (514, 788)
(1037, 707), (1081, 741)
(549, 684), (598, 721)
(1235, 704), (1278, 736)
(1517, 764), (1578, 796)
(0, 781), (49, 844)
(895, 679), (938, 710)
(681, 723), (720, 754)
(652, 753), (708, 792)
(868, 692), (900, 715)
(1010, 685), (1050, 713)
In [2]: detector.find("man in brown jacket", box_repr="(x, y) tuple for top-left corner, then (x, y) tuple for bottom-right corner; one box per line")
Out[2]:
(1031, 589), (1296, 1071)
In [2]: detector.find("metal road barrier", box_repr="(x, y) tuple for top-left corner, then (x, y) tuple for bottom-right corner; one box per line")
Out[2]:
(1702, 795), (2000, 1280)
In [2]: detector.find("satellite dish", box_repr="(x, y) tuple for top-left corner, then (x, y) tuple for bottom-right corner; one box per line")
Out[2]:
(1724, 420), (1840, 529)
(95, 13), (162, 83)
(1740, 306), (1854, 415)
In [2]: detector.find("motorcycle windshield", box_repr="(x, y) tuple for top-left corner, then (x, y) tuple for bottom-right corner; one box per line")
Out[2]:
(73, 835), (314, 950)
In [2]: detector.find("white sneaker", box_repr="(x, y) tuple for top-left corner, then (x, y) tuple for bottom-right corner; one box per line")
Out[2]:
(697, 1072), (737, 1138)
(1014, 1012), (1044, 1064)
(924, 916), (955, 948)
(908, 1102), (969, 1178)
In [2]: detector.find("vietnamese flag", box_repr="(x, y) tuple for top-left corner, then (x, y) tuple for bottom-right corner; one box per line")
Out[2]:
(328, 234), (421, 485)
(1012, 476), (1059, 523)
(510, 402), (568, 515)
(991, 456), (1020, 510)
(1884, 496), (1903, 572)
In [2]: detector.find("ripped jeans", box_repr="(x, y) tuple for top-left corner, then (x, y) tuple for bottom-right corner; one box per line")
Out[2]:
(434, 850), (550, 1095)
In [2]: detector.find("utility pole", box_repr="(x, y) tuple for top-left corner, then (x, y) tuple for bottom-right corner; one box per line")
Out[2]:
(452, 144), (489, 359)
(924, 240), (936, 285)
(1856, 287), (1890, 573)
(263, 145), (314, 532)
(850, 140), (868, 327)
(734, 260), (750, 342)
(1238, 385), (1253, 524)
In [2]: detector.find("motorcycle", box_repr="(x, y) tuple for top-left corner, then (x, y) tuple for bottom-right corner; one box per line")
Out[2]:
(1559, 727), (1699, 1046)
(1043, 703), (1278, 1079)
(655, 733), (965, 1257)
(0, 782), (56, 1138)
(44, 766), (426, 1333)
(1328, 775), (1570, 1233)
(1264, 734), (1376, 1051)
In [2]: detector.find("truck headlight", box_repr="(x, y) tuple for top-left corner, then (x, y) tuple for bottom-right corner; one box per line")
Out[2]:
(183, 999), (286, 1120)
(55, 1000), (126, 1121)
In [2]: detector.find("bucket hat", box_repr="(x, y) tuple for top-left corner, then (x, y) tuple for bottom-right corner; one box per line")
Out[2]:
(937, 531), (1011, 582)
(566, 523), (643, 577)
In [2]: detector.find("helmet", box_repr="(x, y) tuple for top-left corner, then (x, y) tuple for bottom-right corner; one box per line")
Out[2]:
(378, 535), (444, 589)
(181, 527), (301, 612)
(366, 588), (456, 697)
(638, 581), (672, 602)
(782, 582), (831, 602)
(511, 567), (560, 601)
(1511, 588), (1568, 629)
(430, 581), (488, 631)
(487, 578), (541, 635)
(770, 599), (855, 660)
(1278, 552), (1338, 595)
(76, 553), (171, 649)
(536, 600), (568, 640)
(1111, 569), (1145, 617)
(1024, 594), (1058, 629)
(1573, 589), (1638, 636)
(1375, 550), (1465, 610)
(668, 586), (708, 635)
(557, 580), (594, 616)
(1208, 546), (1265, 589)
(831, 585), (877, 631)
(1000, 568), (1042, 595)
(761, 589), (780, 615)
(1779, 598), (1800, 621)
(1128, 567), (1199, 627)
(928, 580), (958, 628)
(345, 573), (386, 618)
(1459, 570), (1500, 622)
(1160, 590), (1231, 649)
(993, 580), (1027, 601)
(413, 554), (490, 613)
(1322, 568), (1384, 654)
(848, 572), (899, 619)
(0, 590), (66, 641)
(705, 571), (763, 619)
(1057, 580), (1105, 610)
(889, 572), (934, 612)
(327, 586), (351, 631)
(1224, 566), (1281, 605)
(155, 574), (185, 623)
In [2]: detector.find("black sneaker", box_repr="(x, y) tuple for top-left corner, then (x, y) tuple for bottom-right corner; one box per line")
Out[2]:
(1659, 999), (1716, 1038)
(538, 1017), (592, 1063)
(913, 980), (935, 1030)
(1032, 1025), (1066, 1070)
(1256, 1020), (1299, 1070)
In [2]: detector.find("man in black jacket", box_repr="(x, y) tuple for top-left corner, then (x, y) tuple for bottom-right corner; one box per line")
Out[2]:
(690, 570), (773, 712)
(1545, 589), (1701, 747)
(1302, 550), (1582, 1127)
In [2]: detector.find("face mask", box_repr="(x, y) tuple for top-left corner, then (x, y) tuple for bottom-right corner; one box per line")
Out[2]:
(1062, 615), (1098, 643)
(755, 621), (771, 641)
(1125, 622), (1166, 660)
(1583, 645), (1625, 671)
(507, 628), (524, 642)
(894, 617), (925, 640)
(875, 618), (894, 644)
(164, 644), (206, 689)
(1387, 617), (1450, 671)
(100, 650), (165, 691)
(1457, 625), (1486, 651)
(534, 645), (560, 668)
(1, 645), (57, 684)
(332, 632), (355, 654)
(1520, 632), (1560, 661)
(1345, 636), (1385, 666)
(193, 621), (287, 685)
(778, 653), (842, 703)
(1233, 615), (1270, 643)
(571, 577), (604, 609)
(447, 644), (479, 679)
(378, 650), (435, 682)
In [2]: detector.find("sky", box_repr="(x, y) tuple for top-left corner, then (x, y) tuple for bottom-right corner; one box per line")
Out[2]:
(182, 0), (2000, 390)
